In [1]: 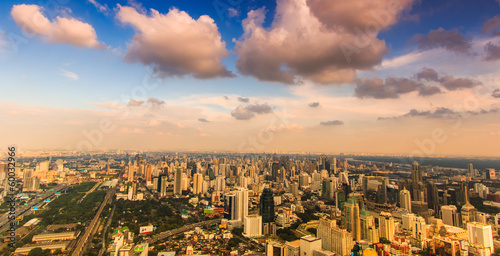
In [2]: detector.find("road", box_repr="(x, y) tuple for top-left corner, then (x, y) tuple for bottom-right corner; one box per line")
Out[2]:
(78, 182), (102, 203)
(72, 187), (116, 256)
(148, 218), (222, 244)
(98, 204), (115, 256)
(0, 184), (67, 233)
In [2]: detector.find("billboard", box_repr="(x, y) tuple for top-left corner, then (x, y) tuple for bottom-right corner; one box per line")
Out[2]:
(139, 225), (154, 234)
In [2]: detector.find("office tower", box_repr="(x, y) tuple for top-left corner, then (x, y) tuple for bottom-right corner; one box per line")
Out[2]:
(224, 193), (237, 220)
(413, 216), (427, 243)
(461, 187), (477, 228)
(317, 218), (354, 256)
(402, 213), (417, 232)
(322, 178), (337, 200)
(285, 240), (300, 256)
(174, 168), (182, 195)
(127, 163), (134, 182)
(378, 212), (395, 242)
(411, 161), (425, 202)
(181, 173), (189, 191)
(300, 235), (322, 256)
(486, 168), (496, 179)
(441, 205), (460, 227)
(467, 222), (494, 256)
(412, 161), (422, 184)
(343, 195), (361, 241)
(468, 163), (474, 177)
(290, 182), (299, 197)
(260, 187), (275, 223)
(360, 203), (376, 242)
(160, 175), (168, 197)
(193, 173), (203, 195)
(216, 176), (225, 191)
(243, 215), (262, 237)
(332, 157), (338, 174)
(145, 164), (152, 182)
(266, 241), (285, 256)
(236, 188), (249, 221)
(299, 172), (310, 189)
(399, 187), (412, 212)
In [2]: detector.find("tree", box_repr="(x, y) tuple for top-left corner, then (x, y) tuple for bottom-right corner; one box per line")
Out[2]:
(27, 248), (43, 256)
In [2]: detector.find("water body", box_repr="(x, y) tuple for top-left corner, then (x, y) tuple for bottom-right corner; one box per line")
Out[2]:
(348, 155), (500, 170)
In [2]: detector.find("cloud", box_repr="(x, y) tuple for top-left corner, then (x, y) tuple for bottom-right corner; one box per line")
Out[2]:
(231, 103), (273, 120)
(234, 0), (412, 84)
(492, 89), (500, 98)
(147, 97), (165, 106)
(228, 8), (239, 17)
(378, 107), (499, 120)
(306, 0), (414, 32)
(481, 16), (500, 36)
(415, 67), (439, 81)
(88, 0), (109, 14)
(231, 105), (255, 120)
(128, 99), (144, 106)
(116, 5), (234, 79)
(355, 67), (482, 99)
(59, 69), (79, 80)
(246, 103), (273, 114)
(439, 76), (482, 91)
(237, 97), (249, 103)
(354, 76), (439, 99)
(11, 4), (103, 48)
(411, 28), (473, 55)
(308, 102), (320, 108)
(484, 42), (500, 61)
(320, 120), (344, 126)
(198, 118), (209, 122)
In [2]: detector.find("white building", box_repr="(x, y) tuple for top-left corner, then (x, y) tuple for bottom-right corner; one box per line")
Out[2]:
(300, 235), (322, 256)
(467, 222), (494, 256)
(243, 215), (262, 237)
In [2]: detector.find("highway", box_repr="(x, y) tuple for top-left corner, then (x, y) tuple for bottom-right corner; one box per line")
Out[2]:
(148, 218), (222, 244)
(0, 183), (67, 233)
(71, 187), (116, 256)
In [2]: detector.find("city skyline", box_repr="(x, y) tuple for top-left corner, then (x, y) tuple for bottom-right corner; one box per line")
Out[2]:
(1, 0), (500, 156)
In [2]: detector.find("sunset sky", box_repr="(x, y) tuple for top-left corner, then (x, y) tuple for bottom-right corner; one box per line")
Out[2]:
(1, 0), (500, 156)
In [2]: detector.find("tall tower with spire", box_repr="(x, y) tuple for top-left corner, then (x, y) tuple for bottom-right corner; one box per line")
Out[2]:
(461, 185), (477, 228)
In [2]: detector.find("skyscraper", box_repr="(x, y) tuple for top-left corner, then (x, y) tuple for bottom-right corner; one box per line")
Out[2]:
(441, 205), (460, 227)
(236, 187), (249, 221)
(317, 218), (354, 256)
(174, 168), (182, 195)
(260, 187), (275, 223)
(224, 193), (237, 220)
(467, 222), (494, 256)
(378, 212), (395, 242)
(399, 187), (411, 212)
(461, 186), (477, 228)
(193, 173), (203, 195)
(343, 194), (360, 241)
(360, 203), (376, 243)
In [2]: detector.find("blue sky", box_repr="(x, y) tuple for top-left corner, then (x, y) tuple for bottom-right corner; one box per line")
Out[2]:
(1, 0), (500, 156)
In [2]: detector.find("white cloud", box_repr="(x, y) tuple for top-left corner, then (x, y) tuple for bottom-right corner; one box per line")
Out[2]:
(11, 4), (103, 48)
(234, 0), (414, 84)
(88, 0), (109, 14)
(59, 69), (79, 80)
(116, 5), (234, 79)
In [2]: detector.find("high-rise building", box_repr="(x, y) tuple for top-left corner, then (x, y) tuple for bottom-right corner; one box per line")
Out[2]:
(461, 186), (477, 228)
(468, 163), (474, 177)
(174, 168), (182, 195)
(343, 195), (360, 241)
(378, 212), (395, 242)
(193, 173), (203, 195)
(441, 205), (460, 227)
(360, 203), (377, 243)
(467, 222), (494, 256)
(224, 193), (237, 220)
(300, 235), (322, 256)
(260, 187), (275, 223)
(127, 163), (135, 182)
(399, 187), (411, 212)
(317, 218), (354, 256)
(236, 187), (249, 221)
(244, 215), (262, 237)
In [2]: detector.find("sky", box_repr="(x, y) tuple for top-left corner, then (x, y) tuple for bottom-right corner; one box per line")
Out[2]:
(1, 0), (500, 157)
